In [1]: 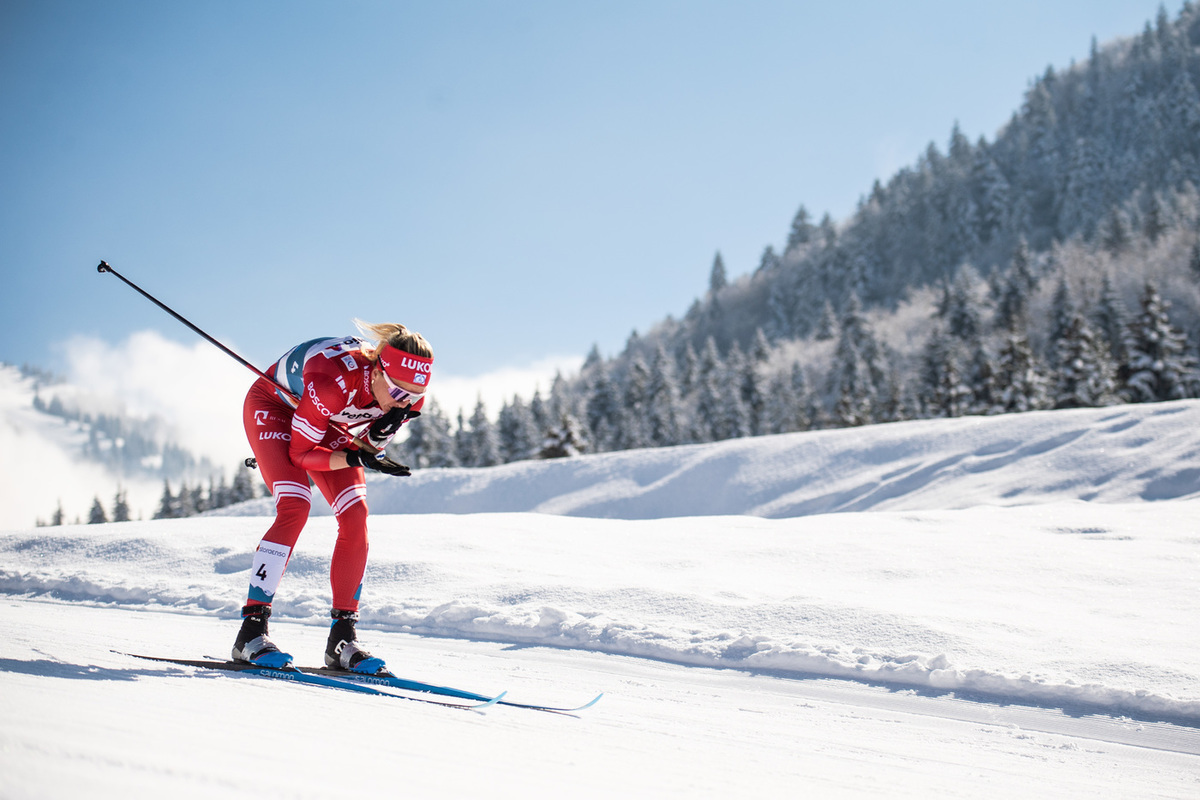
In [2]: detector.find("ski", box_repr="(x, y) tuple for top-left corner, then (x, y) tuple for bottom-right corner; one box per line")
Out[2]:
(115, 653), (502, 711)
(301, 666), (604, 715)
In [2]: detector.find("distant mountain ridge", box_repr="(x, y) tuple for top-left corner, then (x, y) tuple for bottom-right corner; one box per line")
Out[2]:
(673, 4), (1200, 353)
(0, 363), (259, 528)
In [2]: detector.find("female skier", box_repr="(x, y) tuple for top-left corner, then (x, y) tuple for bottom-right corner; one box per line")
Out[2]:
(232, 321), (432, 674)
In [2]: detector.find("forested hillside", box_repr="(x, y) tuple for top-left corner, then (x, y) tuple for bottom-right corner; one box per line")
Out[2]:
(9, 364), (261, 525)
(400, 5), (1200, 468)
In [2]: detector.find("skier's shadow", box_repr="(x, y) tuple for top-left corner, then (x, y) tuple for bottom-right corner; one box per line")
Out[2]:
(0, 658), (166, 681)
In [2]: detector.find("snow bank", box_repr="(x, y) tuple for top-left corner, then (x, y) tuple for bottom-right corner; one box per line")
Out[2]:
(3, 501), (1198, 723)
(217, 400), (1200, 520)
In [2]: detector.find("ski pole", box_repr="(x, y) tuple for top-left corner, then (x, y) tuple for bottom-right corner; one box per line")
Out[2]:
(96, 260), (379, 455)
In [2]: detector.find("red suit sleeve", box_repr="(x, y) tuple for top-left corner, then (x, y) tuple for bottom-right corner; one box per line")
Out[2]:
(288, 372), (345, 471)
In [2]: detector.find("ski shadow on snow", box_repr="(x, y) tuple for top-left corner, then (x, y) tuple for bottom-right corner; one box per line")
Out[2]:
(0, 657), (237, 684)
(0, 657), (170, 682)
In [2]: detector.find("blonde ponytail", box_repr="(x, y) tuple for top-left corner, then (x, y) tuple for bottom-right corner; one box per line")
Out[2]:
(353, 319), (433, 361)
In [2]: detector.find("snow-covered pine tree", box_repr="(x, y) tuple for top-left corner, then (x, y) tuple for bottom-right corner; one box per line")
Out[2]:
(153, 480), (176, 520)
(830, 336), (873, 426)
(88, 496), (108, 524)
(1123, 281), (1198, 402)
(538, 412), (588, 459)
(790, 362), (814, 430)
(785, 204), (816, 254)
(995, 238), (1036, 331)
(1093, 274), (1131, 371)
(1046, 277), (1077, 368)
(709, 252), (727, 295)
(741, 334), (770, 436)
(827, 302), (879, 427)
(994, 331), (1048, 413)
(723, 342), (753, 435)
(209, 475), (230, 511)
(765, 275), (795, 341)
(677, 342), (700, 399)
(973, 151), (1012, 245)
(585, 369), (621, 452)
(919, 327), (971, 418)
(1052, 314), (1119, 408)
(1143, 190), (1168, 243)
(713, 378), (750, 441)
(876, 361), (910, 422)
(230, 466), (257, 504)
(616, 353), (652, 451)
(188, 483), (206, 515)
(111, 487), (130, 522)
(689, 338), (724, 443)
(965, 341), (1001, 414)
(467, 399), (500, 467)
(646, 343), (683, 447)
(403, 397), (457, 468)
(693, 347), (749, 441)
(176, 481), (197, 517)
(815, 300), (839, 341)
(1100, 206), (1132, 256)
(497, 395), (538, 463)
(453, 409), (473, 466)
(756, 245), (780, 275)
(529, 390), (549, 440)
(762, 368), (799, 434)
(940, 267), (984, 342)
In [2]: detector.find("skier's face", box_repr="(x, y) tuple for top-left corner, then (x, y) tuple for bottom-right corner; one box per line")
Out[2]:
(372, 365), (423, 409)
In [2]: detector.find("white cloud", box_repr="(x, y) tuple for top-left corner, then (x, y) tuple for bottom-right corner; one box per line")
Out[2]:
(54, 331), (583, 467)
(57, 330), (256, 471)
(428, 355), (586, 421)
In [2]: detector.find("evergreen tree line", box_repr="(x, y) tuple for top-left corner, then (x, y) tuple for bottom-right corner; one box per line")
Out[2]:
(149, 467), (263, 520)
(400, 244), (1200, 468)
(38, 466), (265, 526)
(394, 384), (590, 469)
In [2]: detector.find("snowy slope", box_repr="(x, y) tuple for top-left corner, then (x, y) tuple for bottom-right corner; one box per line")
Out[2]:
(2, 399), (1199, 797)
(224, 399), (1200, 519)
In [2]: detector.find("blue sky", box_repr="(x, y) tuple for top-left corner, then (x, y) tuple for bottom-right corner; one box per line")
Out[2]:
(0, 1), (1168, 404)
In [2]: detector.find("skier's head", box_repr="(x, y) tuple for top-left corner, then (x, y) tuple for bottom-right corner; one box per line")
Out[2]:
(355, 320), (434, 405)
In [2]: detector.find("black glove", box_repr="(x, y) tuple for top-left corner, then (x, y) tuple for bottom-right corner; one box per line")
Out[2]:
(364, 407), (420, 452)
(345, 448), (412, 477)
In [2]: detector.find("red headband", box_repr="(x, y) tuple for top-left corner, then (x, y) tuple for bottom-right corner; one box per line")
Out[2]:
(378, 343), (433, 388)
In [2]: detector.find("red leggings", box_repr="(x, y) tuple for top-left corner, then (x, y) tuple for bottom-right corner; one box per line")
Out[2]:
(243, 382), (368, 612)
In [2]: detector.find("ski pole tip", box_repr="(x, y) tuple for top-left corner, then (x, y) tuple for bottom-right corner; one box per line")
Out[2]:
(97, 260), (111, 273)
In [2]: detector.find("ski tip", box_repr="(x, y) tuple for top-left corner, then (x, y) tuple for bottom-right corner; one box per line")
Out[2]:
(575, 692), (604, 711)
(474, 690), (507, 710)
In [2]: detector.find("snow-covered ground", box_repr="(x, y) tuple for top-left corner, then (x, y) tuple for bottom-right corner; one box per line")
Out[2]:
(2, 400), (1200, 797)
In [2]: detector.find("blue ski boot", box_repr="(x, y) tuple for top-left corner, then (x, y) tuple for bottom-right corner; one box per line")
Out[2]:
(232, 604), (293, 669)
(325, 609), (387, 675)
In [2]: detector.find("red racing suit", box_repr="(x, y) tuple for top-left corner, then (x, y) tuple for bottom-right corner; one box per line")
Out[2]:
(241, 336), (423, 612)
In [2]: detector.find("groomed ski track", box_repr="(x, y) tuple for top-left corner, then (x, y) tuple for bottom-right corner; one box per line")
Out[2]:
(2, 599), (1197, 799)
